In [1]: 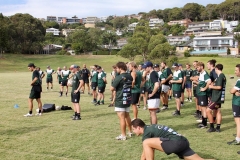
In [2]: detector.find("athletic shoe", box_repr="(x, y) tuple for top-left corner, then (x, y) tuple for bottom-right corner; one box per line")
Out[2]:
(172, 111), (180, 116)
(72, 116), (81, 120)
(181, 104), (184, 107)
(91, 100), (97, 104)
(237, 151), (240, 154)
(198, 124), (207, 129)
(156, 108), (160, 113)
(227, 139), (240, 145)
(35, 113), (42, 116)
(24, 113), (33, 117)
(59, 94), (62, 97)
(137, 105), (140, 108)
(127, 132), (133, 137)
(215, 128), (221, 132)
(143, 106), (147, 110)
(115, 135), (127, 140)
(189, 99), (192, 102)
(95, 102), (100, 106)
(207, 128), (216, 132)
(161, 106), (168, 111)
(101, 102), (104, 105)
(108, 104), (114, 107)
(185, 99), (189, 102)
(51, 89), (53, 91)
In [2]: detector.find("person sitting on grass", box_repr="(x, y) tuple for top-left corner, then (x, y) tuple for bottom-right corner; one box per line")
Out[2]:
(131, 118), (209, 160)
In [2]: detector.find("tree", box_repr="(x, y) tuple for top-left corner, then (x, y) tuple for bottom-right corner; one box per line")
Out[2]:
(0, 13), (8, 56)
(227, 47), (231, 55)
(42, 21), (59, 29)
(148, 34), (167, 52)
(129, 18), (139, 24)
(148, 42), (174, 60)
(182, 3), (204, 21)
(8, 13), (45, 54)
(117, 44), (138, 60)
(101, 32), (118, 54)
(88, 28), (103, 50)
(67, 30), (92, 54)
(216, 1), (230, 20)
(168, 7), (184, 21)
(234, 33), (240, 54)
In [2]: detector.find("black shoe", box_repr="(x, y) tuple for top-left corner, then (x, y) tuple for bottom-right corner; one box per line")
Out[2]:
(95, 102), (100, 106)
(71, 115), (75, 118)
(207, 128), (216, 132)
(156, 108), (160, 113)
(72, 116), (81, 120)
(108, 104), (114, 107)
(198, 124), (207, 129)
(172, 111), (180, 116)
(215, 128), (221, 132)
(101, 102), (104, 105)
(237, 151), (240, 154)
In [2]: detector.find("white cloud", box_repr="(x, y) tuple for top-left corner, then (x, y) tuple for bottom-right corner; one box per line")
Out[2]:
(0, 0), (224, 18)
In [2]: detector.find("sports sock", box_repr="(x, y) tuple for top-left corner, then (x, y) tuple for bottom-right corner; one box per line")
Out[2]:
(51, 87), (53, 89)
(47, 87), (48, 89)
(77, 113), (80, 118)
(236, 137), (240, 142)
(66, 92), (67, 95)
(60, 92), (63, 96)
(75, 112), (77, 116)
(210, 123), (214, 128)
(203, 118), (207, 126)
(181, 102), (183, 105)
(39, 109), (41, 113)
(29, 111), (32, 114)
(216, 124), (221, 129)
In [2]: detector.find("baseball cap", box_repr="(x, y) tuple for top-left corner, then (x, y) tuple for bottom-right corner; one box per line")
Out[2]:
(178, 64), (182, 67)
(153, 64), (159, 68)
(96, 66), (102, 70)
(172, 63), (179, 68)
(28, 63), (35, 67)
(142, 61), (153, 68)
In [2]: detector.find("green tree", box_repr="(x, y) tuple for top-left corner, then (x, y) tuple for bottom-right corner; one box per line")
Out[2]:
(227, 47), (231, 55)
(117, 44), (138, 60)
(148, 34), (167, 52)
(88, 28), (103, 50)
(182, 3), (204, 21)
(129, 18), (139, 24)
(101, 32), (118, 54)
(234, 33), (240, 54)
(9, 13), (45, 54)
(148, 42), (174, 60)
(168, 7), (184, 21)
(42, 21), (59, 29)
(0, 13), (8, 56)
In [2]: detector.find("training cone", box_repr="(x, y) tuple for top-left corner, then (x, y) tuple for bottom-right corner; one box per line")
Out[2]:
(14, 104), (19, 108)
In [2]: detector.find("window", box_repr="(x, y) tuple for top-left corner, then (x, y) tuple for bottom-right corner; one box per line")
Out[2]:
(196, 40), (208, 45)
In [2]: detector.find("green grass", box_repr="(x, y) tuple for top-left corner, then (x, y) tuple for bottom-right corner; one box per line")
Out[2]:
(0, 54), (240, 160)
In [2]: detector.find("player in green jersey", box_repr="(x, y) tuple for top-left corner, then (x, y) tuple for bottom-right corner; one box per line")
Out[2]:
(60, 66), (71, 97)
(95, 66), (107, 105)
(129, 61), (142, 119)
(111, 62), (133, 140)
(196, 62), (211, 129)
(70, 65), (84, 120)
(24, 63), (42, 117)
(46, 66), (55, 91)
(185, 63), (193, 102)
(228, 64), (240, 147)
(131, 119), (205, 160)
(207, 64), (226, 132)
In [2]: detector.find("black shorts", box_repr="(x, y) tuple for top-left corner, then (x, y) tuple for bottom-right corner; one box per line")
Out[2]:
(161, 138), (195, 158)
(61, 79), (68, 86)
(46, 78), (52, 83)
(169, 84), (172, 90)
(58, 81), (62, 84)
(131, 93), (140, 104)
(141, 87), (147, 94)
(29, 90), (41, 99)
(232, 105), (240, 117)
(83, 78), (89, 84)
(193, 90), (197, 97)
(71, 92), (80, 103)
(98, 86), (105, 93)
(91, 82), (97, 91)
(173, 91), (181, 98)
(208, 101), (221, 110)
(197, 95), (208, 106)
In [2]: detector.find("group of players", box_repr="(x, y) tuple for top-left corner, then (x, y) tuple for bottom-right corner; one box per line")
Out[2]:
(26, 59), (240, 159)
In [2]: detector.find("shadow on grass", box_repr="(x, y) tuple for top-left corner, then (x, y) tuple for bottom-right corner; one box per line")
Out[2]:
(0, 126), (47, 136)
(159, 152), (215, 160)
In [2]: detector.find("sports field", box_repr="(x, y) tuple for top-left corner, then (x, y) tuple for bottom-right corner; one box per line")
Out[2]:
(0, 54), (240, 160)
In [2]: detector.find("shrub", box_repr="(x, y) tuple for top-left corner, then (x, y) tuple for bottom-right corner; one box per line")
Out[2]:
(190, 54), (219, 57)
(184, 50), (191, 57)
(56, 50), (67, 55)
(227, 48), (231, 55)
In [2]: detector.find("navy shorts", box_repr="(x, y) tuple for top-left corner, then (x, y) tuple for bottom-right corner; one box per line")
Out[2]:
(185, 82), (192, 89)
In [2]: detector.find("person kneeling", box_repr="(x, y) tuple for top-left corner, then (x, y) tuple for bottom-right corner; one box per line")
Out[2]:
(131, 118), (205, 160)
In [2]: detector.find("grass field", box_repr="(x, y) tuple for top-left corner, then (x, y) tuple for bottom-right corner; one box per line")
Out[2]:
(0, 54), (240, 160)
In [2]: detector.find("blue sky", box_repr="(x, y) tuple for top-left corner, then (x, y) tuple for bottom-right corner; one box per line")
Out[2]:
(0, 0), (225, 19)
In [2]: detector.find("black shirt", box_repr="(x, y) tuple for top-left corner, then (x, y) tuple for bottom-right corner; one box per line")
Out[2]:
(81, 68), (90, 79)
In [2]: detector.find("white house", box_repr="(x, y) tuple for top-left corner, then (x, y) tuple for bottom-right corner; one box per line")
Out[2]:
(62, 29), (76, 37)
(167, 36), (190, 46)
(149, 18), (164, 29)
(191, 35), (238, 55)
(46, 28), (60, 36)
(185, 22), (210, 35)
(209, 19), (239, 32)
(116, 29), (123, 36)
(128, 22), (138, 31)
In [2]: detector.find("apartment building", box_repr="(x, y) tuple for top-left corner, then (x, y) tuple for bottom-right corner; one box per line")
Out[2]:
(57, 17), (67, 23)
(128, 22), (138, 31)
(168, 19), (192, 27)
(47, 16), (57, 21)
(167, 36), (190, 46)
(62, 29), (76, 37)
(46, 28), (60, 36)
(192, 35), (238, 55)
(149, 18), (164, 29)
(185, 22), (210, 35)
(62, 17), (82, 24)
